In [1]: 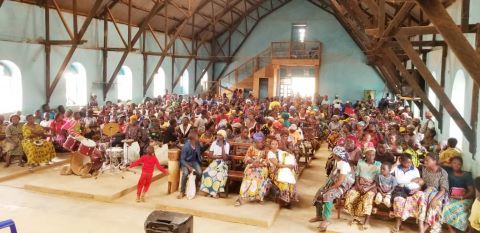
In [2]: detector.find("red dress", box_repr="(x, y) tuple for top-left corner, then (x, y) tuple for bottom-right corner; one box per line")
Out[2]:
(49, 119), (66, 145)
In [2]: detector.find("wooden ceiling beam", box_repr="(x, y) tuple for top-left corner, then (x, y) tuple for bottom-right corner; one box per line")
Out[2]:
(193, 0), (244, 40)
(383, 47), (442, 121)
(414, 0), (480, 89)
(104, 0), (167, 97)
(396, 35), (475, 151)
(47, 0), (114, 102)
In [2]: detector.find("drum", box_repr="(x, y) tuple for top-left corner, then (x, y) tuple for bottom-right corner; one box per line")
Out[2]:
(89, 148), (104, 174)
(63, 135), (80, 151)
(78, 139), (96, 156)
(106, 147), (123, 165)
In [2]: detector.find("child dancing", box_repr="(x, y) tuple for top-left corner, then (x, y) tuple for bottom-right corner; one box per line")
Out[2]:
(129, 146), (168, 202)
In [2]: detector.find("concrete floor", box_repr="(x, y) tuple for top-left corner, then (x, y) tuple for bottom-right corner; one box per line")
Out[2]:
(0, 146), (420, 233)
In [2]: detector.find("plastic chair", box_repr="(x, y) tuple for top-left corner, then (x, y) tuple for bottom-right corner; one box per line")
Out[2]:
(0, 219), (17, 233)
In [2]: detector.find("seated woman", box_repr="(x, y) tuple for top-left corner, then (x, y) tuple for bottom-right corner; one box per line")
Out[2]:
(235, 133), (269, 206)
(391, 154), (421, 232)
(200, 130), (230, 198)
(344, 147), (381, 230)
(22, 114), (56, 169)
(267, 139), (298, 208)
(392, 153), (448, 233)
(4, 114), (25, 167)
(441, 157), (475, 233)
(310, 146), (355, 232)
(49, 112), (66, 150)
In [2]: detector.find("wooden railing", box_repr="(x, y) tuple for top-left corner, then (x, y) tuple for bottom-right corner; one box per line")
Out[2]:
(220, 41), (322, 89)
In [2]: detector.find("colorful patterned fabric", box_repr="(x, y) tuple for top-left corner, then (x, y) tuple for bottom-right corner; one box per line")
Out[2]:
(239, 146), (270, 201)
(200, 159), (228, 196)
(345, 189), (375, 217)
(268, 150), (298, 204)
(22, 124), (55, 164)
(420, 187), (444, 233)
(313, 163), (354, 204)
(393, 191), (424, 220)
(441, 198), (473, 231)
(5, 123), (23, 156)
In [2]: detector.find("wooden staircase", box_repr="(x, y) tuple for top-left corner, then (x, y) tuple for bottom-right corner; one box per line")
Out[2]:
(216, 41), (322, 95)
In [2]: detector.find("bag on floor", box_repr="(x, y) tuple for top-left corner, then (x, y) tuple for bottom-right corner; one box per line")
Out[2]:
(186, 172), (196, 200)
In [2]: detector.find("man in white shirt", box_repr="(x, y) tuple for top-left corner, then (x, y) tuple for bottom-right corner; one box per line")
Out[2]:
(39, 112), (52, 129)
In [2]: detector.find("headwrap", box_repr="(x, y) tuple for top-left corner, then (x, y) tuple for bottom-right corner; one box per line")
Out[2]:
(253, 132), (264, 142)
(332, 146), (348, 161)
(272, 120), (283, 129)
(129, 115), (138, 122)
(217, 130), (227, 139)
(288, 124), (297, 131)
(364, 147), (376, 154)
(231, 122), (242, 129)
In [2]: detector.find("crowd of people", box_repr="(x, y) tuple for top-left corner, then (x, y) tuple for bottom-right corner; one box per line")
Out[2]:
(311, 94), (480, 233)
(0, 90), (479, 233)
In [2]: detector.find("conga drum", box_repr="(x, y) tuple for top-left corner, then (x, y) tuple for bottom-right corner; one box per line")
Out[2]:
(167, 149), (181, 194)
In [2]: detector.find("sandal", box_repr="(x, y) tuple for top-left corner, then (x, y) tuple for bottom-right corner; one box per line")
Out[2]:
(308, 217), (322, 223)
(348, 217), (361, 226)
(317, 221), (330, 232)
(176, 193), (185, 199)
(362, 224), (370, 231)
(234, 199), (242, 207)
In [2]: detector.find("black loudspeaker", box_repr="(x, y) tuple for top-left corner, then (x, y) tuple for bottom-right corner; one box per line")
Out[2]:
(144, 211), (193, 233)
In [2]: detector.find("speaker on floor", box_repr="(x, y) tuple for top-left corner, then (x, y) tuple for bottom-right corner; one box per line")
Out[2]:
(144, 211), (193, 233)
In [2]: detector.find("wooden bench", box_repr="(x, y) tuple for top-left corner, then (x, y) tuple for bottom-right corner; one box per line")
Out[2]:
(225, 142), (251, 197)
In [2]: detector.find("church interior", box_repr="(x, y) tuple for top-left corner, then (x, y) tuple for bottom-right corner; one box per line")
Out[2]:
(0, 0), (480, 232)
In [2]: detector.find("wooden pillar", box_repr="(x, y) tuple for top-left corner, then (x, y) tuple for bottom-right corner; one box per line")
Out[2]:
(44, 0), (51, 104)
(470, 26), (480, 154)
(102, 11), (108, 101)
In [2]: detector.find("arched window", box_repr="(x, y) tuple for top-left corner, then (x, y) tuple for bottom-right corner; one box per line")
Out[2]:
(201, 71), (208, 92)
(153, 67), (166, 97)
(428, 71), (438, 108)
(449, 70), (466, 149)
(0, 60), (22, 114)
(181, 70), (189, 95)
(117, 66), (133, 101)
(65, 62), (87, 106)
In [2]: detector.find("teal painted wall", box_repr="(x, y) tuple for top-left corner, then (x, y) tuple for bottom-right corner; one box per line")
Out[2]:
(0, 1), (211, 114)
(217, 0), (386, 102)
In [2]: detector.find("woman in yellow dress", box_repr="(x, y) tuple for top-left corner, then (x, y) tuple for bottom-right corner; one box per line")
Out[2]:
(235, 133), (270, 206)
(22, 114), (56, 168)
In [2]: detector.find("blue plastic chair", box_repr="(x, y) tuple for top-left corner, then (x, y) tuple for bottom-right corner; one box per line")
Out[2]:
(0, 219), (17, 233)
